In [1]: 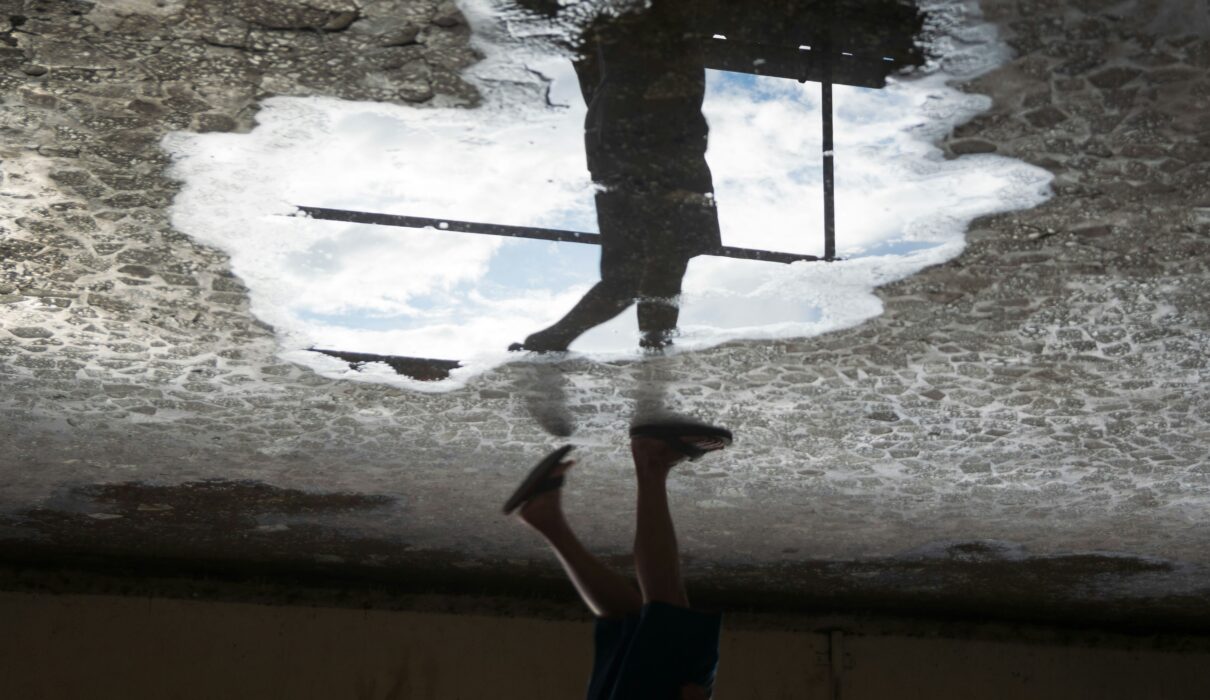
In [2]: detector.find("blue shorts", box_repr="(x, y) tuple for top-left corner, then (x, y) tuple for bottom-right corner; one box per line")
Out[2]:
(585, 602), (723, 700)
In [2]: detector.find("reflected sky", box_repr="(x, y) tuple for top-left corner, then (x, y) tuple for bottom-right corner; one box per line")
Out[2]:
(163, 0), (1052, 389)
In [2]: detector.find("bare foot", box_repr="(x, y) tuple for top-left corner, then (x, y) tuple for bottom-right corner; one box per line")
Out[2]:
(516, 459), (575, 530)
(631, 435), (726, 477)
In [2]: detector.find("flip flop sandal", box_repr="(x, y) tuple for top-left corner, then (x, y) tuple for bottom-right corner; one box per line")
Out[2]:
(629, 421), (733, 461)
(502, 445), (575, 515)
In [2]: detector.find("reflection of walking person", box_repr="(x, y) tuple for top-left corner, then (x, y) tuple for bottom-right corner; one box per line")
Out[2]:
(510, 3), (722, 353)
(503, 422), (733, 699)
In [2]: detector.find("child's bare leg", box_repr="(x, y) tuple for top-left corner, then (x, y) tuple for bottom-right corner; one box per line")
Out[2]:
(631, 436), (723, 607)
(517, 461), (643, 618)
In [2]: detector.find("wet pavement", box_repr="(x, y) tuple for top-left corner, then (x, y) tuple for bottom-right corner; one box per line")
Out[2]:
(1, 0), (1210, 629)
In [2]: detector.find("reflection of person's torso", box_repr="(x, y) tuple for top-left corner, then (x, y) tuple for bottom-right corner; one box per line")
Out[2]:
(573, 4), (712, 196)
(571, 2), (721, 255)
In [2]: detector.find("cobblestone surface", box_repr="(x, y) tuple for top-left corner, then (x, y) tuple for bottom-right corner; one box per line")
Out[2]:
(1, 0), (1210, 624)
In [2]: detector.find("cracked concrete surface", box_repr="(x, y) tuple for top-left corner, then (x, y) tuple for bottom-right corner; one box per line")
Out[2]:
(2, 0), (1210, 629)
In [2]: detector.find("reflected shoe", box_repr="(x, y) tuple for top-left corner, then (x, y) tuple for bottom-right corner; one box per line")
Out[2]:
(509, 330), (571, 354)
(629, 421), (732, 462)
(639, 331), (674, 351)
(502, 445), (575, 515)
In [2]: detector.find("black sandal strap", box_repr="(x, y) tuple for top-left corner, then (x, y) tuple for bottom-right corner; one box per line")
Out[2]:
(630, 421), (732, 462)
(665, 437), (709, 461)
(502, 445), (574, 514)
(630, 422), (733, 444)
(529, 475), (565, 497)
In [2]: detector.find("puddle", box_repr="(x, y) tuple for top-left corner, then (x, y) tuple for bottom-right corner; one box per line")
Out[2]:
(163, 0), (1051, 391)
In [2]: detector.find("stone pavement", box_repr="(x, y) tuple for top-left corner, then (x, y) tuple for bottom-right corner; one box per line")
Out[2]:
(1, 0), (1209, 628)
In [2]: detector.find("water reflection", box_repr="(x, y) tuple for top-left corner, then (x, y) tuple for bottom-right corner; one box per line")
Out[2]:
(163, 0), (1052, 390)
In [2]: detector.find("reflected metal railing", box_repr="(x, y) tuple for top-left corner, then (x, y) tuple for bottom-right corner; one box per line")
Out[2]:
(294, 206), (826, 265)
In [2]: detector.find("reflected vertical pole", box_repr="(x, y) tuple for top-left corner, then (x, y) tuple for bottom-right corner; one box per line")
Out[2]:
(821, 72), (836, 261)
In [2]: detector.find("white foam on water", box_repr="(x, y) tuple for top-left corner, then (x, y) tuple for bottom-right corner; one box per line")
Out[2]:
(163, 0), (1051, 391)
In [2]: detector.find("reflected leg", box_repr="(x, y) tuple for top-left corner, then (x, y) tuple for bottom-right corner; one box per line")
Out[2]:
(520, 274), (637, 352)
(517, 361), (575, 437)
(519, 193), (645, 352)
(635, 187), (718, 350)
(636, 254), (690, 350)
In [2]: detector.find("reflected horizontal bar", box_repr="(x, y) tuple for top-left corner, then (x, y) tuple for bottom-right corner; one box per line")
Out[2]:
(294, 206), (833, 264)
(297, 206), (599, 244)
(701, 38), (893, 88)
